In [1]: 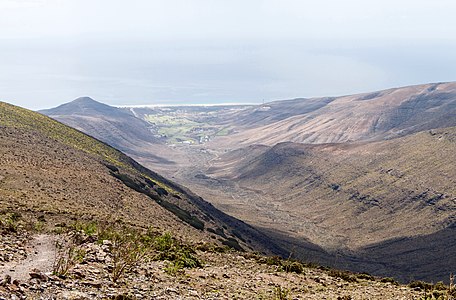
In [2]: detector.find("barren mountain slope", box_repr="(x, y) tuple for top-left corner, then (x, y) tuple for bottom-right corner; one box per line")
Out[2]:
(1, 102), (429, 299)
(40, 97), (178, 166)
(36, 83), (456, 284)
(206, 127), (456, 281)
(0, 101), (286, 255)
(211, 82), (456, 147)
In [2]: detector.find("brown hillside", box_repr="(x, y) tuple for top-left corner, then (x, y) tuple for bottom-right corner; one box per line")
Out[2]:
(211, 82), (456, 147)
(0, 101), (285, 255)
(206, 127), (456, 282)
(0, 102), (428, 299)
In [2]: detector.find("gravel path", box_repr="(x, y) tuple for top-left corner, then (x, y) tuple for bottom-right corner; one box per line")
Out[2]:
(0, 234), (57, 282)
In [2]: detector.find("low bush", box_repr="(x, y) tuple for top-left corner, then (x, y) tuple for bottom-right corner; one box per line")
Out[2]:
(380, 277), (399, 285)
(273, 286), (291, 300)
(0, 212), (21, 233)
(53, 243), (86, 278)
(282, 261), (304, 274)
(356, 273), (375, 281)
(221, 237), (244, 251)
(153, 232), (203, 271)
(64, 221), (203, 281)
(328, 270), (358, 283)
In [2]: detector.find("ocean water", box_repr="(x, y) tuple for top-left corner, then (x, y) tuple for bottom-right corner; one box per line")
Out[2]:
(1, 38), (455, 110)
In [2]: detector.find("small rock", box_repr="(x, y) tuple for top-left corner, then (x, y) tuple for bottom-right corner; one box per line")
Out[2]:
(0, 274), (11, 286)
(29, 269), (48, 282)
(82, 280), (102, 288)
(48, 274), (61, 282)
(72, 269), (85, 279)
(166, 287), (178, 294)
(59, 291), (91, 300)
(82, 235), (97, 244)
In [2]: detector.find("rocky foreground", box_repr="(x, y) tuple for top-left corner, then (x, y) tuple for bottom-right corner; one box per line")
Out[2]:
(0, 227), (438, 300)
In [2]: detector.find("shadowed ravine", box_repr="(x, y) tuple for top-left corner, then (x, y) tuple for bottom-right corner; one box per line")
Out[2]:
(39, 82), (456, 283)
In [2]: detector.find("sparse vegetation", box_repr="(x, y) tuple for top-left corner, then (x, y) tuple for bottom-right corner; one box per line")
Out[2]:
(1, 93), (454, 299)
(110, 171), (205, 230)
(0, 212), (21, 233)
(252, 255), (305, 275)
(328, 270), (359, 283)
(152, 232), (203, 274)
(282, 260), (304, 274)
(409, 278), (456, 300)
(65, 221), (203, 281)
(221, 237), (244, 251)
(53, 243), (86, 278)
(272, 286), (291, 300)
(380, 277), (399, 285)
(72, 221), (98, 236)
(109, 232), (148, 283)
(355, 272), (375, 281)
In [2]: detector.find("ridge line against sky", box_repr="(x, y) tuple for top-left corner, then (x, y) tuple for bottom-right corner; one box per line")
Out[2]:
(0, 0), (455, 110)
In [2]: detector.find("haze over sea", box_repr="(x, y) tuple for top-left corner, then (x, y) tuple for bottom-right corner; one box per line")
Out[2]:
(1, 0), (455, 110)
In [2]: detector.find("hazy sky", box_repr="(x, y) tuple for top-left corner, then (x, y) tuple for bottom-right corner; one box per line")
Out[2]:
(1, 0), (455, 110)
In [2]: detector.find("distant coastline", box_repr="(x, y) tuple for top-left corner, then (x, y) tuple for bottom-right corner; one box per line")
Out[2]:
(116, 102), (259, 108)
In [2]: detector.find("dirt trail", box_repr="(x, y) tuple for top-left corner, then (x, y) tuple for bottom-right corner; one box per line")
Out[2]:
(0, 234), (57, 281)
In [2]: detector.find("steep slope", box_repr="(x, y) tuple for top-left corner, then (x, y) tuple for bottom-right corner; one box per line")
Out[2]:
(0, 101), (286, 255)
(211, 82), (456, 147)
(40, 97), (176, 166)
(206, 127), (456, 281)
(1, 102), (428, 299)
(35, 82), (456, 284)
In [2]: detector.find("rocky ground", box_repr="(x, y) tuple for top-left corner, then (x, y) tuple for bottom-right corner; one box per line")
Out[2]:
(0, 229), (431, 300)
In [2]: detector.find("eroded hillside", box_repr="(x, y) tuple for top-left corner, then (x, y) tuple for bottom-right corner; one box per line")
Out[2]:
(0, 102), (432, 299)
(38, 82), (456, 284)
(205, 127), (456, 281)
(210, 82), (456, 147)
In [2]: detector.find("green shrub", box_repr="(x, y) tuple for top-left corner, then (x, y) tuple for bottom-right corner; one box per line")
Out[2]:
(110, 233), (147, 283)
(221, 237), (244, 251)
(53, 244), (86, 278)
(380, 277), (399, 285)
(329, 270), (358, 283)
(282, 261), (304, 274)
(356, 273), (375, 281)
(264, 256), (282, 266)
(409, 280), (432, 290)
(0, 213), (21, 233)
(152, 232), (171, 250)
(152, 232), (203, 273)
(273, 286), (291, 300)
(72, 221), (98, 236)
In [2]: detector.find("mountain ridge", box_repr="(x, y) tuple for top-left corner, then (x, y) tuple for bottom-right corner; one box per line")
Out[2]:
(204, 126), (456, 281)
(211, 81), (456, 147)
(41, 96), (126, 117)
(37, 82), (456, 283)
(1, 101), (287, 256)
(39, 97), (180, 166)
